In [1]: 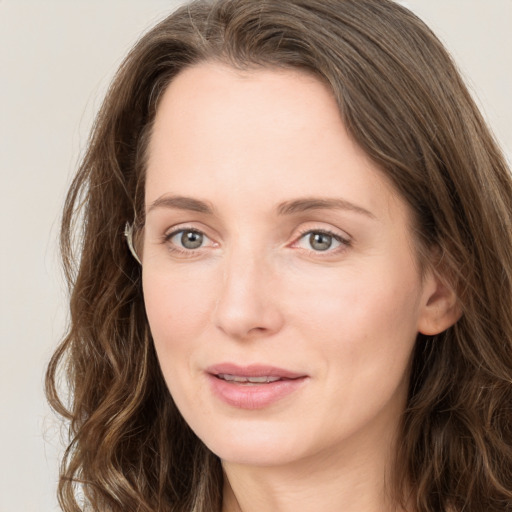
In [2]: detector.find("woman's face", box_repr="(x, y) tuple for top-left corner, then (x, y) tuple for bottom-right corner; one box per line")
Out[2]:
(142, 63), (440, 467)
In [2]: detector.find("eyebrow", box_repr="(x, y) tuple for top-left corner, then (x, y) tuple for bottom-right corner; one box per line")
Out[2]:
(276, 197), (375, 219)
(147, 195), (215, 215)
(146, 194), (375, 219)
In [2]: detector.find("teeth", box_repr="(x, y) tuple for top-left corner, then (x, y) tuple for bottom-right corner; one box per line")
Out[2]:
(218, 374), (281, 383)
(247, 376), (281, 383)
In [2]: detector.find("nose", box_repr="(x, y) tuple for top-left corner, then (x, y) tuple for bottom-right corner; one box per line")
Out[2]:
(212, 248), (284, 340)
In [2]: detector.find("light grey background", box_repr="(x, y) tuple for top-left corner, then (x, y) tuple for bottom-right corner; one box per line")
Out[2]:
(0, 1), (510, 511)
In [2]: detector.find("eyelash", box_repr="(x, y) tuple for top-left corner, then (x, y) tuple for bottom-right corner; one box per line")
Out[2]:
(162, 226), (351, 258)
(294, 228), (351, 256)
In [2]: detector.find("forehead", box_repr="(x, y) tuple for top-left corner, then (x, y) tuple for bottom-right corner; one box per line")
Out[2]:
(145, 62), (404, 223)
(148, 62), (343, 164)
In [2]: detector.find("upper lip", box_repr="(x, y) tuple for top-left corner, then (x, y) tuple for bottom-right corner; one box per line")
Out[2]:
(206, 363), (307, 380)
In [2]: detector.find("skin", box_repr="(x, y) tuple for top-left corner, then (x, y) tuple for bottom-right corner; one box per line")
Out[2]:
(142, 62), (459, 512)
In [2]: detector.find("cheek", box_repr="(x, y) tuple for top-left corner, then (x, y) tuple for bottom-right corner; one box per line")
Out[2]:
(286, 259), (422, 404)
(290, 262), (421, 340)
(142, 269), (214, 359)
(142, 267), (219, 417)
(281, 266), (421, 438)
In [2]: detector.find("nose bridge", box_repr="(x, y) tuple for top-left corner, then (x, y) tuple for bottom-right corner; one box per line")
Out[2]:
(213, 237), (283, 339)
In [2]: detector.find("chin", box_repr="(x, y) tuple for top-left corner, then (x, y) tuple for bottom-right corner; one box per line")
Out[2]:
(195, 419), (308, 467)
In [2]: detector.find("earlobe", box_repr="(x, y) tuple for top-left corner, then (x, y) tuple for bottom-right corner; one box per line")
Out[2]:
(417, 270), (462, 336)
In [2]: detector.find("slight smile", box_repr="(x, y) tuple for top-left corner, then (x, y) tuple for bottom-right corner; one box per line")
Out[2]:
(206, 363), (309, 410)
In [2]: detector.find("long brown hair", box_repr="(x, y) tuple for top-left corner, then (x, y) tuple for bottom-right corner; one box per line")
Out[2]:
(46, 1), (512, 510)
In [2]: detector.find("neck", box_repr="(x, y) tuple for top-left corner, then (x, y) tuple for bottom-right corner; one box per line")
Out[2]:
(221, 427), (408, 512)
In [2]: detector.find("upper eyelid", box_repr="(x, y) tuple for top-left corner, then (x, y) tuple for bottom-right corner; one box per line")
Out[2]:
(296, 226), (350, 239)
(164, 223), (215, 238)
(162, 225), (350, 240)
(165, 226), (206, 238)
(161, 220), (350, 236)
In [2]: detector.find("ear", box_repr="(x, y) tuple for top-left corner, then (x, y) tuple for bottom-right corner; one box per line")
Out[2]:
(417, 265), (462, 336)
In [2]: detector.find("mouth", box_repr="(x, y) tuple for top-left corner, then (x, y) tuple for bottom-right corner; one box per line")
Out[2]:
(215, 374), (290, 385)
(205, 363), (308, 409)
(207, 363), (306, 381)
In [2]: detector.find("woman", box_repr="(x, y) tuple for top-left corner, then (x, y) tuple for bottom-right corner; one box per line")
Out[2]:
(46, 0), (512, 511)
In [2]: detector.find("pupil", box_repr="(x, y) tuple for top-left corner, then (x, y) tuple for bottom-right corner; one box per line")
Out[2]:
(309, 232), (332, 251)
(181, 231), (203, 249)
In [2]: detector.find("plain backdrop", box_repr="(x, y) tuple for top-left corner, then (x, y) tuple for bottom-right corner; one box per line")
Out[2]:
(0, 1), (510, 511)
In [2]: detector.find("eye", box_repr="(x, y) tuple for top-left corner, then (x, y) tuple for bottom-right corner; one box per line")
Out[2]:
(294, 229), (349, 253)
(165, 228), (212, 251)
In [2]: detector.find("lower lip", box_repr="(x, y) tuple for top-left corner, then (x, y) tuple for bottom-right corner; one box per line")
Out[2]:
(207, 374), (307, 410)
